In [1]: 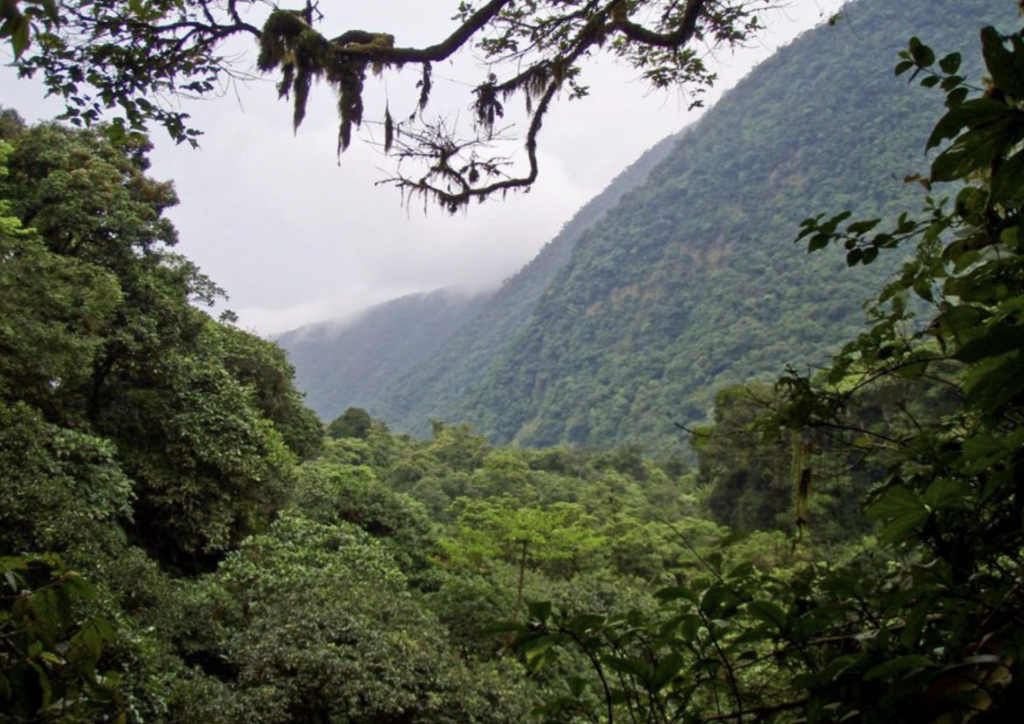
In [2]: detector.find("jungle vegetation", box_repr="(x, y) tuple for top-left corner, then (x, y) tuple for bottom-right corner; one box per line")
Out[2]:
(3, 0), (1024, 723)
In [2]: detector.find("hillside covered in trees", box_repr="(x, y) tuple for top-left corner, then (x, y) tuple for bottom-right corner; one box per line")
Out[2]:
(277, 289), (491, 420)
(282, 0), (1010, 455)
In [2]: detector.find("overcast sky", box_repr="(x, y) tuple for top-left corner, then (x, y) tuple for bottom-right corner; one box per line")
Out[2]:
(2, 0), (844, 335)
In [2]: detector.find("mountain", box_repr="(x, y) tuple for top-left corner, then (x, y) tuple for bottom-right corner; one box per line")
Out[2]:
(370, 131), (685, 431)
(277, 289), (489, 419)
(283, 0), (1011, 451)
(279, 131), (682, 422)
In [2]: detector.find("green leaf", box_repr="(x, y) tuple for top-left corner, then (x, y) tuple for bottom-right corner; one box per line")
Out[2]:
(808, 234), (830, 252)
(847, 219), (880, 235)
(747, 600), (788, 632)
(11, 15), (30, 57)
(818, 654), (863, 684)
(564, 613), (605, 635)
(956, 324), (1024, 363)
(651, 653), (685, 691)
(867, 486), (929, 544)
(922, 477), (970, 510)
(864, 655), (936, 681)
(482, 621), (527, 635)
(982, 26), (1024, 99)
(908, 37), (935, 68)
(605, 656), (652, 681)
(991, 148), (1024, 202)
(900, 601), (932, 649)
(938, 52), (962, 75)
(894, 60), (914, 77)
(655, 585), (695, 603)
(527, 600), (552, 625)
(961, 431), (1024, 473)
(699, 583), (728, 617)
(962, 351), (1024, 416)
(926, 99), (1008, 151)
(566, 676), (588, 697)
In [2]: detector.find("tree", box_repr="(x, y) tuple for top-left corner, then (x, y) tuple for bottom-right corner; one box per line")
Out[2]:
(4, 0), (774, 210)
(189, 514), (533, 724)
(441, 496), (606, 605)
(0, 116), (313, 572)
(327, 406), (373, 440)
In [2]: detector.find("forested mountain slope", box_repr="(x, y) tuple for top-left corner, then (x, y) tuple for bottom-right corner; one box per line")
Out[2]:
(278, 133), (680, 421)
(388, 0), (1005, 451)
(277, 289), (489, 419)
(371, 133), (683, 429)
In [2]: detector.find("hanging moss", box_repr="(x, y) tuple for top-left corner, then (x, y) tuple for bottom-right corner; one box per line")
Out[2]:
(259, 13), (404, 154)
(257, 10), (308, 72)
(335, 62), (366, 153)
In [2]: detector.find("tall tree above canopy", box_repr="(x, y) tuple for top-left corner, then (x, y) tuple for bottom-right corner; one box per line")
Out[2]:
(0, 113), (322, 571)
(3, 0), (772, 211)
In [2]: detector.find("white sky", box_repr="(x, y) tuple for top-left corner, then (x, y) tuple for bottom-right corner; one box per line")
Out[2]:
(1, 0), (844, 335)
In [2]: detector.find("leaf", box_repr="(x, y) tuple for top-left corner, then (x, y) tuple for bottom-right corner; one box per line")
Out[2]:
(922, 477), (971, 510)
(808, 234), (830, 252)
(699, 583), (728, 617)
(651, 653), (685, 691)
(908, 37), (935, 67)
(926, 99), (1008, 151)
(961, 431), (1024, 473)
(864, 655), (936, 681)
(747, 600), (788, 632)
(991, 148), (1024, 202)
(566, 676), (588, 697)
(604, 656), (652, 681)
(11, 14), (30, 58)
(938, 52), (962, 75)
(962, 351), (1024, 416)
(867, 485), (929, 544)
(564, 613), (605, 635)
(383, 105), (394, 154)
(847, 219), (881, 235)
(981, 26), (1024, 99)
(956, 324), (1024, 363)
(481, 621), (527, 635)
(898, 603), (932, 651)
(817, 654), (863, 683)
(527, 600), (552, 624)
(931, 108), (1022, 182)
(655, 585), (695, 603)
